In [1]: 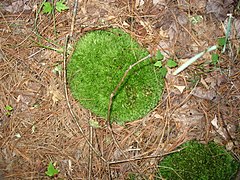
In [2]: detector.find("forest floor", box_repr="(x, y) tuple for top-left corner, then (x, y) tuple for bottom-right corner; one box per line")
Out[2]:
(0, 0), (239, 179)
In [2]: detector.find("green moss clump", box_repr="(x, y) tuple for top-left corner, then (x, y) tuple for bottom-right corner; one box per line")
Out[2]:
(67, 29), (164, 124)
(157, 141), (239, 180)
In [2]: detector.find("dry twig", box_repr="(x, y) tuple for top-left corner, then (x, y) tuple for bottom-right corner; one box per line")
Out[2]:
(70, 0), (78, 37)
(106, 54), (152, 124)
(106, 54), (152, 179)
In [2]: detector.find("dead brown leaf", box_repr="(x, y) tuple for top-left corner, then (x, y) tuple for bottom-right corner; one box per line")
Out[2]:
(191, 87), (217, 100)
(234, 17), (240, 38)
(206, 0), (235, 21)
(47, 85), (64, 105)
(2, 0), (31, 14)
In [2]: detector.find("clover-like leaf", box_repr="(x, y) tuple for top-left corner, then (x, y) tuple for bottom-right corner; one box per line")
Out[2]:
(42, 2), (53, 14)
(166, 59), (178, 68)
(5, 105), (13, 111)
(56, 0), (69, 13)
(45, 162), (59, 177)
(154, 61), (162, 68)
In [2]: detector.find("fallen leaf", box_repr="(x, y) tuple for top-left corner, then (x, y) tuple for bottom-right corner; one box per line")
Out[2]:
(15, 133), (21, 138)
(135, 0), (144, 7)
(226, 141), (234, 150)
(191, 87), (217, 101)
(174, 85), (185, 94)
(206, 0), (235, 21)
(3, 0), (31, 13)
(47, 85), (64, 105)
(154, 113), (162, 119)
(211, 115), (219, 129)
(234, 18), (240, 38)
(211, 115), (227, 139)
(171, 103), (204, 124)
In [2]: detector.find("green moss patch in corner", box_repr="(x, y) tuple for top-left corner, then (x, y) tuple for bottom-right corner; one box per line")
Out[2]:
(67, 29), (164, 124)
(157, 141), (239, 180)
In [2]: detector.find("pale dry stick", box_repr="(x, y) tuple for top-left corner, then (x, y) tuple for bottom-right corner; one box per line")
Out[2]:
(88, 125), (93, 180)
(106, 54), (152, 124)
(70, 0), (78, 37)
(109, 147), (185, 165)
(63, 34), (107, 163)
(106, 54), (152, 179)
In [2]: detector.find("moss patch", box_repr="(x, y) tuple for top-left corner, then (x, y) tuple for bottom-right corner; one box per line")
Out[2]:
(157, 141), (239, 180)
(67, 29), (164, 123)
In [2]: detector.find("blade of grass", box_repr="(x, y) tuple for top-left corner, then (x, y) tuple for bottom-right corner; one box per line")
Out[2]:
(173, 45), (217, 75)
(222, 14), (233, 53)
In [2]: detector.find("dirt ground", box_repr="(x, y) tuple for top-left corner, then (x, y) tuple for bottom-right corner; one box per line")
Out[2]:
(0, 0), (239, 179)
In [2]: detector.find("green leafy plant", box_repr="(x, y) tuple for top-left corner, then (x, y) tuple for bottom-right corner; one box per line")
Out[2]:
(217, 37), (226, 47)
(211, 53), (219, 65)
(45, 162), (59, 177)
(56, 0), (69, 12)
(42, 0), (68, 14)
(5, 105), (13, 116)
(67, 29), (165, 124)
(42, 2), (53, 14)
(38, 0), (68, 35)
(154, 50), (178, 77)
(154, 61), (162, 68)
(156, 141), (239, 180)
(155, 50), (164, 61)
(52, 64), (62, 75)
(189, 15), (203, 25)
(166, 59), (178, 68)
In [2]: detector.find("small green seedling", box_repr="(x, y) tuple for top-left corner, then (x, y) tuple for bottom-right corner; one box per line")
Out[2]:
(154, 50), (178, 77)
(5, 105), (13, 116)
(55, 0), (69, 12)
(217, 37), (226, 47)
(89, 119), (101, 128)
(166, 59), (178, 68)
(211, 53), (219, 65)
(42, 2), (53, 14)
(189, 15), (203, 25)
(52, 64), (62, 75)
(155, 50), (164, 61)
(42, 0), (68, 14)
(45, 162), (59, 177)
(39, 0), (68, 35)
(154, 61), (162, 68)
